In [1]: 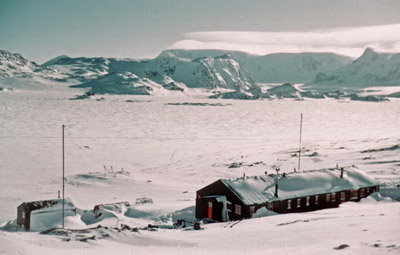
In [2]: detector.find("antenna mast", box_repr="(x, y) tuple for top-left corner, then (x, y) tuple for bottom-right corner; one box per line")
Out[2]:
(62, 125), (65, 229)
(298, 114), (303, 172)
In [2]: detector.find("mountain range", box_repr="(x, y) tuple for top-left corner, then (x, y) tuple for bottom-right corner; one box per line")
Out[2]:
(312, 48), (400, 89)
(1, 48), (399, 100)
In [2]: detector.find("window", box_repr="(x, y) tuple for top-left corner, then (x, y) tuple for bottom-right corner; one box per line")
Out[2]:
(297, 198), (301, 208)
(326, 194), (331, 203)
(235, 205), (241, 215)
(376, 186), (380, 192)
(267, 202), (274, 211)
(340, 192), (346, 202)
(287, 200), (292, 210)
(227, 202), (232, 212)
(306, 197), (310, 206)
(250, 206), (256, 215)
(349, 190), (358, 200)
(331, 193), (336, 202)
(360, 189), (365, 198)
(315, 195), (319, 205)
(367, 188), (370, 193)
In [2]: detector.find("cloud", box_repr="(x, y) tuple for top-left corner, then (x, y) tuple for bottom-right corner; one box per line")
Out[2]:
(169, 24), (400, 58)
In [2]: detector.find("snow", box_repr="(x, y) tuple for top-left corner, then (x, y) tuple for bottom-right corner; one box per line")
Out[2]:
(0, 49), (399, 254)
(221, 167), (377, 205)
(310, 48), (400, 90)
(165, 49), (353, 83)
(2, 49), (399, 101)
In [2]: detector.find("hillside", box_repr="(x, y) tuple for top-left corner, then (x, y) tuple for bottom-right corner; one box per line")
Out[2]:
(2, 49), (399, 100)
(44, 51), (257, 95)
(311, 48), (400, 89)
(165, 49), (353, 83)
(0, 50), (59, 79)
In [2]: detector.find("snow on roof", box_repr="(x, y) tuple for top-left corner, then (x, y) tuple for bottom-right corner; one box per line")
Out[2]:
(19, 199), (60, 211)
(18, 198), (74, 212)
(221, 167), (378, 205)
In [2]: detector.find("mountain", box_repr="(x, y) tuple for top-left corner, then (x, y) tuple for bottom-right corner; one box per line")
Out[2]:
(0, 50), (57, 78)
(164, 49), (352, 83)
(45, 51), (257, 94)
(70, 71), (188, 97)
(146, 51), (255, 90)
(3, 48), (398, 100)
(312, 48), (400, 88)
(43, 55), (110, 82)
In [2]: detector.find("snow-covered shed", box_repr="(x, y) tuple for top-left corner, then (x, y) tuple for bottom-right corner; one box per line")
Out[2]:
(196, 167), (379, 222)
(17, 199), (76, 230)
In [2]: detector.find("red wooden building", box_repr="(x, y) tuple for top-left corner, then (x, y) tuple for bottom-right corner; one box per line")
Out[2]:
(196, 167), (379, 222)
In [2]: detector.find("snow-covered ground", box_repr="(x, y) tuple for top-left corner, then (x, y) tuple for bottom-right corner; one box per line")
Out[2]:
(0, 79), (399, 254)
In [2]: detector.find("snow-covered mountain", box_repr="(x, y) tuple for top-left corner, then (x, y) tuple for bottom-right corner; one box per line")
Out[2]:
(43, 55), (110, 82)
(70, 71), (186, 96)
(0, 50), (57, 78)
(2, 48), (399, 99)
(164, 49), (352, 83)
(44, 51), (257, 95)
(138, 51), (255, 90)
(312, 48), (400, 88)
(43, 49), (350, 96)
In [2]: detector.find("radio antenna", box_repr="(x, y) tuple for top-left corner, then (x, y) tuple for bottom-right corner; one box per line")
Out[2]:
(298, 114), (303, 172)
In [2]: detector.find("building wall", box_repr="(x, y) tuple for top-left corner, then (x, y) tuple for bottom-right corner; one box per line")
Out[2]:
(271, 185), (379, 214)
(17, 205), (30, 230)
(196, 197), (225, 222)
(196, 180), (247, 221)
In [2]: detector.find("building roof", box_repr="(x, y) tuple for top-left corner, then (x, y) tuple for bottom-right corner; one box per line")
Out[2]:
(18, 199), (60, 211)
(220, 167), (378, 205)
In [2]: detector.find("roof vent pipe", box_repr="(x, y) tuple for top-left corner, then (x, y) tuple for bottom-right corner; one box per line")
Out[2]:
(274, 168), (280, 198)
(340, 167), (344, 178)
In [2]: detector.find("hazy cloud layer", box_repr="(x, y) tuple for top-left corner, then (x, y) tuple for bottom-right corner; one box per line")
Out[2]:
(169, 24), (400, 58)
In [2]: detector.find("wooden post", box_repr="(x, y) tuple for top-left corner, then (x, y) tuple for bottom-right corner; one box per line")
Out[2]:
(62, 125), (65, 229)
(298, 113), (303, 172)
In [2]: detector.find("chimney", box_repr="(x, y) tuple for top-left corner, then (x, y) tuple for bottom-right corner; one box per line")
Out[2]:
(274, 168), (280, 197)
(340, 168), (344, 178)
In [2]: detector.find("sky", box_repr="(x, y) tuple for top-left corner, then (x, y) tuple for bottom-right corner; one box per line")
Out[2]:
(1, 0), (400, 63)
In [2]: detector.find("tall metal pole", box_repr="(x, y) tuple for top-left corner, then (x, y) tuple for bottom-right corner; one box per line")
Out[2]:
(298, 114), (303, 172)
(62, 125), (65, 229)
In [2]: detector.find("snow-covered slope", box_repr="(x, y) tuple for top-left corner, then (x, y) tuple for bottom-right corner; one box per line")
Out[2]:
(3, 49), (399, 99)
(240, 52), (351, 83)
(0, 50), (58, 78)
(130, 51), (256, 90)
(43, 55), (110, 82)
(165, 49), (353, 83)
(266, 83), (301, 98)
(312, 48), (400, 88)
(1, 86), (399, 254)
(46, 51), (257, 96)
(70, 71), (186, 96)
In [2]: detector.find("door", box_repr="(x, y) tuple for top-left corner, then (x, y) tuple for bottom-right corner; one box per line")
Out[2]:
(208, 201), (213, 219)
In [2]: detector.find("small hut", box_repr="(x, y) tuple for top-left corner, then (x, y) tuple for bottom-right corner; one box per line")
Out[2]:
(17, 199), (75, 230)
